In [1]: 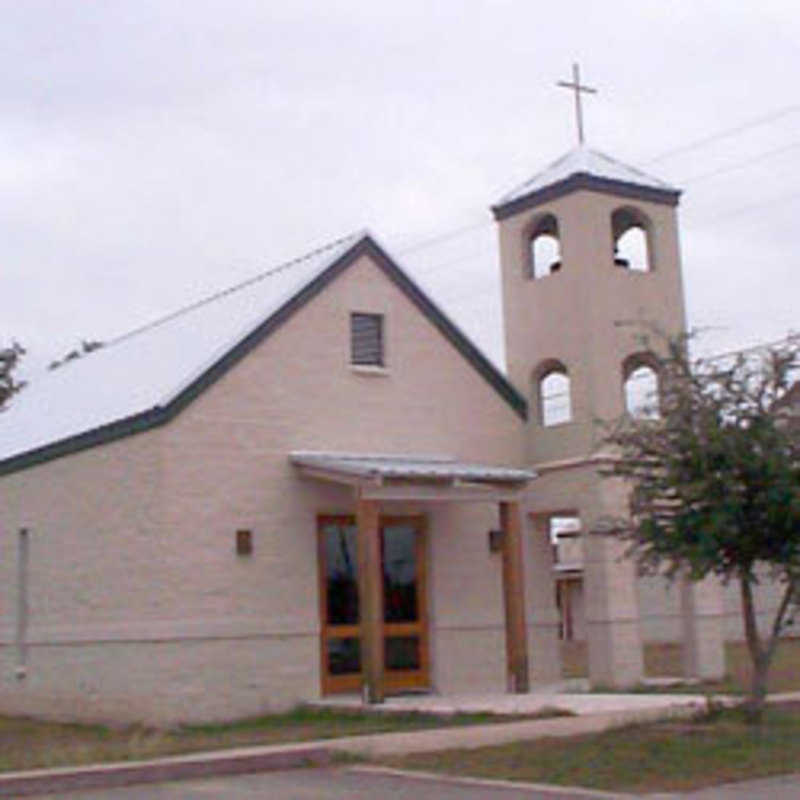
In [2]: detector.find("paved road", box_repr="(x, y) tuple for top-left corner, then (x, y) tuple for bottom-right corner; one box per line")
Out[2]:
(26, 766), (629, 799)
(27, 767), (800, 800)
(678, 771), (800, 799)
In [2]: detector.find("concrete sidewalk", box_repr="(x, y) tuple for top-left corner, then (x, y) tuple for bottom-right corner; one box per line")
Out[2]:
(325, 702), (701, 758)
(2, 690), (798, 797)
(313, 687), (710, 719)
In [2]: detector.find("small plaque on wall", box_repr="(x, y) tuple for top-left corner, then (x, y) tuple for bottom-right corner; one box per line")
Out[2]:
(236, 529), (253, 556)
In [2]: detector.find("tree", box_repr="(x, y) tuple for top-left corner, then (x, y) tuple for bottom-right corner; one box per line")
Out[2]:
(0, 341), (25, 410)
(602, 331), (800, 722)
(48, 338), (104, 371)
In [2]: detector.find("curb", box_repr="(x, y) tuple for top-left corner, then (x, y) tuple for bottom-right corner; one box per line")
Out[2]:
(349, 765), (637, 799)
(0, 744), (331, 797)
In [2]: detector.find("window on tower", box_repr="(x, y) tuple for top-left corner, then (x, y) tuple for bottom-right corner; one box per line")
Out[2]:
(538, 362), (572, 426)
(527, 214), (562, 279)
(623, 355), (660, 418)
(611, 207), (652, 272)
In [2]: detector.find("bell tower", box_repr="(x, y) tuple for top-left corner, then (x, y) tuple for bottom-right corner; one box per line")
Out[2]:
(492, 146), (689, 687)
(494, 147), (685, 455)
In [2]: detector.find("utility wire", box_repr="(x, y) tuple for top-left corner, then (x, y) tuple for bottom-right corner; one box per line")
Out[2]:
(540, 334), (800, 403)
(106, 232), (359, 348)
(96, 103), (800, 351)
(396, 220), (489, 256)
(642, 105), (800, 165)
(690, 188), (800, 227)
(398, 112), (800, 259)
(681, 140), (800, 184)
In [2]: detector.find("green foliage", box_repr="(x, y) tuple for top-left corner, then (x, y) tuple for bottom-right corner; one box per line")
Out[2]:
(604, 332), (800, 585)
(0, 341), (25, 410)
(602, 330), (800, 720)
(48, 339), (104, 371)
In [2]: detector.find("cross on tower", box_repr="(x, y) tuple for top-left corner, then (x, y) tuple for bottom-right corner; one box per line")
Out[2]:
(557, 63), (597, 146)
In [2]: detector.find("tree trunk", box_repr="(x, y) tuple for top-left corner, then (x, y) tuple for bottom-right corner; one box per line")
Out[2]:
(740, 575), (799, 723)
(739, 575), (767, 724)
(747, 653), (770, 725)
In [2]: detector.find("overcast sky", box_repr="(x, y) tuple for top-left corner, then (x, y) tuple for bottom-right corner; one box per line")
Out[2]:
(4, 0), (800, 378)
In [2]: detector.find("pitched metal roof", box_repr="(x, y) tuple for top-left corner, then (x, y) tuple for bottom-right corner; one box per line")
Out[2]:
(290, 452), (535, 484)
(492, 146), (680, 219)
(0, 234), (527, 476)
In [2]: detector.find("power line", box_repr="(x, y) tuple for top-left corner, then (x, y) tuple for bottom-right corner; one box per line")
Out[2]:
(537, 335), (800, 403)
(681, 140), (800, 184)
(691, 188), (800, 227)
(106, 232), (359, 348)
(700, 334), (799, 363)
(396, 111), (800, 259)
(642, 105), (800, 165)
(396, 219), (490, 256)
(94, 103), (800, 352)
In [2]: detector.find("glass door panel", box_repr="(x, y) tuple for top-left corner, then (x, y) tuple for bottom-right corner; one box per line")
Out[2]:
(320, 520), (361, 688)
(381, 520), (428, 691)
(318, 515), (428, 694)
(323, 522), (359, 626)
(382, 523), (417, 622)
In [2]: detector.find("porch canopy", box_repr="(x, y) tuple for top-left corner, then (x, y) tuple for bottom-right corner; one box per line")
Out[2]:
(290, 451), (534, 501)
(290, 452), (537, 703)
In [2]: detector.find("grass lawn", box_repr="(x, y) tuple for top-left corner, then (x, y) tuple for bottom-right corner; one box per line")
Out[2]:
(0, 706), (549, 774)
(562, 636), (800, 694)
(382, 703), (800, 794)
(3, 638), (798, 778)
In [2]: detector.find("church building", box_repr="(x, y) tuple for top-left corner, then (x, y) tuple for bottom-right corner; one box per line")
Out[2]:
(0, 141), (744, 724)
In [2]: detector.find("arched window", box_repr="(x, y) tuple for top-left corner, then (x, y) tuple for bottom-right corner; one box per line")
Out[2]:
(527, 214), (562, 279)
(538, 362), (572, 426)
(623, 357), (660, 418)
(611, 207), (652, 272)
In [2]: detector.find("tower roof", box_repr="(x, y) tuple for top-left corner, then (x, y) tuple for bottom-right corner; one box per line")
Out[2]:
(492, 146), (680, 220)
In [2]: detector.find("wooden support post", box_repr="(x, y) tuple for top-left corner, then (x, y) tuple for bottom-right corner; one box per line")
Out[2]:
(356, 497), (385, 703)
(563, 581), (572, 641)
(500, 501), (530, 693)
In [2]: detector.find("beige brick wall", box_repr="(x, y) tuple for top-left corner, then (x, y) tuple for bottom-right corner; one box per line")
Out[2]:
(0, 251), (529, 723)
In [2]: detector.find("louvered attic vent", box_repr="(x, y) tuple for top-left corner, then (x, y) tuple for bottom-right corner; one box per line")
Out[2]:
(350, 312), (384, 367)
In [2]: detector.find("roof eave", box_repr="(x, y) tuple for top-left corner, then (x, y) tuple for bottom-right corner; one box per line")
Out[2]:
(0, 405), (170, 478)
(491, 173), (682, 221)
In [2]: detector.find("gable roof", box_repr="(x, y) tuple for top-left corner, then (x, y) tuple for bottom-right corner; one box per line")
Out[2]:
(492, 146), (681, 220)
(0, 233), (526, 476)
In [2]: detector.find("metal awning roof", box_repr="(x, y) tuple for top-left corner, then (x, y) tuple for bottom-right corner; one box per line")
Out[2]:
(290, 452), (535, 502)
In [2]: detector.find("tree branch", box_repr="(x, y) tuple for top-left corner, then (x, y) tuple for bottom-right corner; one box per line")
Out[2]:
(765, 577), (799, 663)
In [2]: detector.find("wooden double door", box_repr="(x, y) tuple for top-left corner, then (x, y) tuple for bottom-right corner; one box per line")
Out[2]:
(318, 515), (429, 694)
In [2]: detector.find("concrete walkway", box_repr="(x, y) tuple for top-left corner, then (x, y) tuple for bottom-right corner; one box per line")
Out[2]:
(2, 690), (798, 797)
(314, 687), (709, 719)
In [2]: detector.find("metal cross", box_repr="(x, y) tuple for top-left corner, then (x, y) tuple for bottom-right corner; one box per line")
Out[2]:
(557, 63), (597, 146)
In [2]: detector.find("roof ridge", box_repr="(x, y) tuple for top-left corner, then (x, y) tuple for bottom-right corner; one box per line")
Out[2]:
(502, 148), (577, 200)
(583, 147), (671, 186)
(103, 231), (363, 352)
